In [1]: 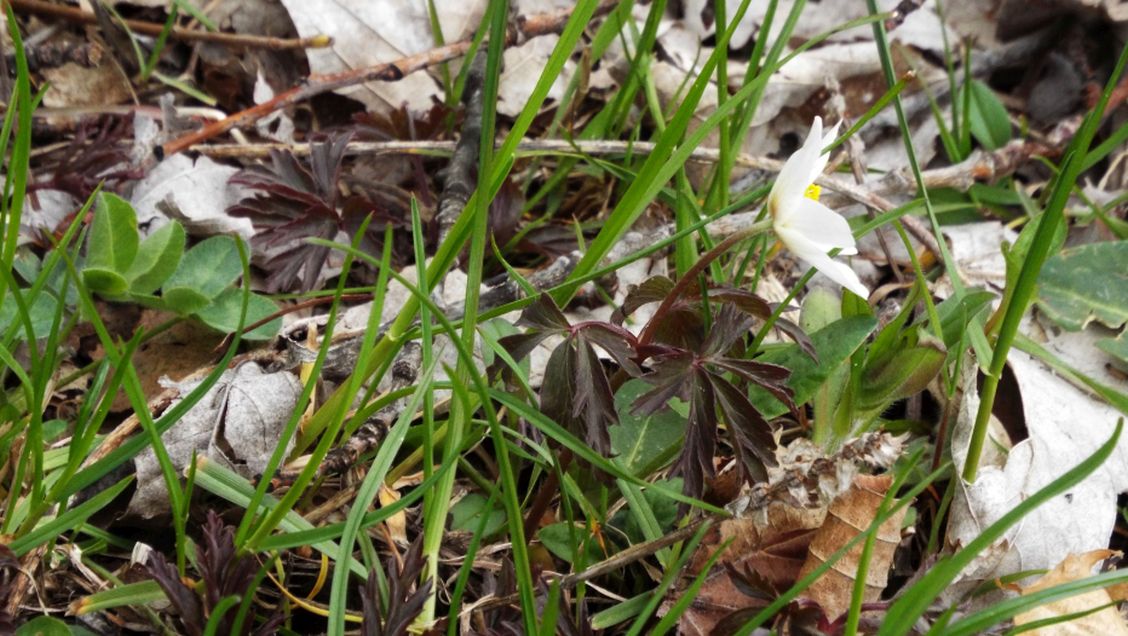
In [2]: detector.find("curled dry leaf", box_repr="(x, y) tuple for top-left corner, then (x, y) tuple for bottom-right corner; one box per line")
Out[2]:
(130, 363), (302, 519)
(947, 347), (1128, 593)
(679, 502), (826, 635)
(796, 473), (907, 621)
(129, 153), (252, 239)
(1014, 549), (1128, 635)
(677, 433), (904, 634)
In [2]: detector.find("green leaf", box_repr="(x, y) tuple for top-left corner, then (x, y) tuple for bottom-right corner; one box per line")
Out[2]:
(1037, 241), (1128, 331)
(125, 221), (185, 294)
(72, 581), (165, 615)
(611, 476), (682, 544)
(1098, 331), (1128, 370)
(1004, 208), (1068, 299)
(160, 288), (212, 315)
(799, 286), (842, 333)
(85, 192), (139, 273)
(162, 236), (242, 314)
(963, 79), (1011, 150)
(538, 521), (603, 565)
(936, 289), (995, 350)
(750, 316), (877, 418)
(81, 268), (129, 296)
(9, 476), (133, 556)
(609, 379), (685, 477)
(859, 333), (946, 411)
(0, 291), (61, 341)
(192, 287), (280, 339)
(450, 493), (506, 537)
(15, 616), (72, 636)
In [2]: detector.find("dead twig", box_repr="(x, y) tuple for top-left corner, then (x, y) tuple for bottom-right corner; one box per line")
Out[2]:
(436, 51), (486, 247)
(875, 139), (1047, 194)
(6, 0), (331, 51)
(158, 0), (621, 157)
(319, 343), (422, 476)
(317, 53), (486, 474)
(194, 137), (1031, 199)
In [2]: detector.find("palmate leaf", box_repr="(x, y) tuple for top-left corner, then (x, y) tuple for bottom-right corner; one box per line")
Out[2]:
(228, 133), (397, 292)
(147, 511), (283, 636)
(684, 371), (718, 499)
(539, 331), (619, 455)
(633, 305), (793, 496)
(710, 374), (776, 480)
(495, 295), (638, 455)
(616, 276), (812, 356)
(499, 289), (799, 498)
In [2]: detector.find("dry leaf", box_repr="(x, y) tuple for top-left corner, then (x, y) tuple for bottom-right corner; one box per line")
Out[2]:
(130, 363), (302, 518)
(379, 472), (424, 545)
(677, 434), (904, 633)
(796, 473), (907, 621)
(279, 0), (484, 115)
(947, 347), (1127, 590)
(42, 62), (131, 109)
(378, 484), (407, 545)
(679, 503), (825, 635)
(1014, 549), (1128, 635)
(129, 153), (252, 239)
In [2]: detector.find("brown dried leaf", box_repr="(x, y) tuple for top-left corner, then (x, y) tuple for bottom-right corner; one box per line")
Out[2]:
(1014, 549), (1128, 635)
(378, 484), (407, 545)
(42, 62), (131, 109)
(796, 473), (907, 621)
(678, 502), (826, 635)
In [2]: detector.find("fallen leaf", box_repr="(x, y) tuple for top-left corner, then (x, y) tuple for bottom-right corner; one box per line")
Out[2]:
(678, 503), (824, 636)
(497, 34), (576, 117)
(42, 62), (131, 109)
(130, 154), (253, 239)
(130, 363), (302, 519)
(279, 0), (484, 115)
(378, 484), (407, 545)
(796, 473), (907, 621)
(1014, 549), (1128, 635)
(946, 348), (1128, 592)
(253, 70), (296, 143)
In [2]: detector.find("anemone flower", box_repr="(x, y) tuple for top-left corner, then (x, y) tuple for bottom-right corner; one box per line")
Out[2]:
(769, 117), (869, 298)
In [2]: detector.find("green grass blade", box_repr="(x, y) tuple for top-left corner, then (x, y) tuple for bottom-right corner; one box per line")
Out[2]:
(879, 420), (1122, 634)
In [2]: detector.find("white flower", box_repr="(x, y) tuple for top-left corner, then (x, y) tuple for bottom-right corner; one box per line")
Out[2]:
(769, 117), (869, 298)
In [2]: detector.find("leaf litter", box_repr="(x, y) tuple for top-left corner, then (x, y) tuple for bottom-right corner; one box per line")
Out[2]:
(2, 0), (1128, 633)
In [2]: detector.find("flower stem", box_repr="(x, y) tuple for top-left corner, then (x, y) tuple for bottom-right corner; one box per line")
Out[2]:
(962, 42), (1128, 483)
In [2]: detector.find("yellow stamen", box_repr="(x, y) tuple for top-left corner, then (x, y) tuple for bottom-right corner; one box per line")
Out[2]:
(804, 184), (821, 201)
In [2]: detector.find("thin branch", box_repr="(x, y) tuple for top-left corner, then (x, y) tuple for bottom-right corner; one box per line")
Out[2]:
(158, 0), (621, 157)
(6, 0), (331, 50)
(436, 52), (486, 247)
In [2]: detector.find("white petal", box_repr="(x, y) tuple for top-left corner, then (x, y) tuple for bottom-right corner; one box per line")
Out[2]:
(770, 117), (824, 215)
(775, 198), (858, 254)
(783, 230), (870, 298)
(811, 120), (840, 180)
